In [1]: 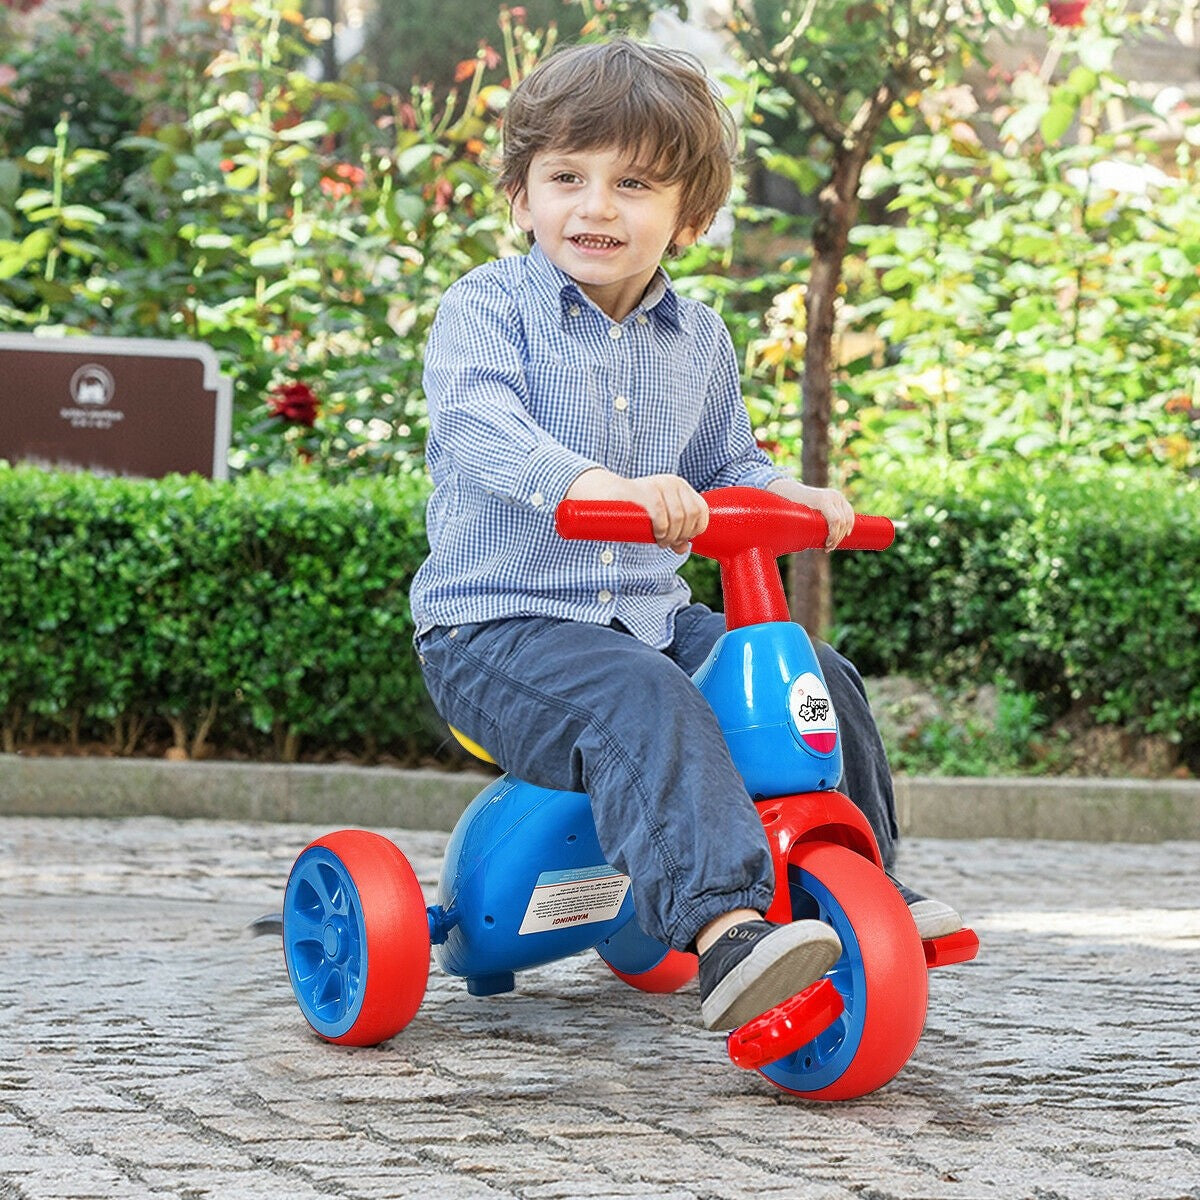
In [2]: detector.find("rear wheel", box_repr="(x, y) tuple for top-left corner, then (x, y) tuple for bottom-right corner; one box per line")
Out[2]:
(282, 830), (430, 1046)
(758, 841), (928, 1100)
(604, 948), (698, 993)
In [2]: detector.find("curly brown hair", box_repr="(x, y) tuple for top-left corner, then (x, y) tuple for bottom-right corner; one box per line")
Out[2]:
(498, 37), (738, 240)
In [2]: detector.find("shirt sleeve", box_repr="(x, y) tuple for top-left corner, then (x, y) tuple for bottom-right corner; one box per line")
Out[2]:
(680, 314), (788, 493)
(422, 269), (599, 510)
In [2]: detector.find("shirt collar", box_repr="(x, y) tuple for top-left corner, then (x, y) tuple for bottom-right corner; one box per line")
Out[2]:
(525, 243), (683, 333)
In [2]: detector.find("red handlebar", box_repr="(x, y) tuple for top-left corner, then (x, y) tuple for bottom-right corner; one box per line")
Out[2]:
(555, 486), (894, 630)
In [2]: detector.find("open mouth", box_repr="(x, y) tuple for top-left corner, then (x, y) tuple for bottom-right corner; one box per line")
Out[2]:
(570, 235), (623, 250)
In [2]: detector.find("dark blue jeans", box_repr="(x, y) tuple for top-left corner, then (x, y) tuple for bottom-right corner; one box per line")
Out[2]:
(416, 604), (899, 952)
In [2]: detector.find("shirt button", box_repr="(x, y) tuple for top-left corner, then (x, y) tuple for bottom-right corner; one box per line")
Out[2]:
(613, 395), (629, 411)
(600, 549), (614, 565)
(636, 314), (649, 326)
(529, 492), (544, 508)
(597, 588), (613, 604)
(448, 628), (458, 638)
(608, 326), (622, 340)
(568, 305), (581, 317)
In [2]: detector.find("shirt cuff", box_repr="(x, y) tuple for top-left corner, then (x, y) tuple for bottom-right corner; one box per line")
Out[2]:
(719, 462), (789, 492)
(514, 444), (600, 513)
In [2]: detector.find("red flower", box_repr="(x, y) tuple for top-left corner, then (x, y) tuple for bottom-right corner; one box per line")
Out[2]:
(320, 162), (366, 199)
(268, 381), (320, 427)
(1048, 0), (1088, 26)
(455, 44), (500, 81)
(432, 177), (454, 212)
(2, 0), (48, 12)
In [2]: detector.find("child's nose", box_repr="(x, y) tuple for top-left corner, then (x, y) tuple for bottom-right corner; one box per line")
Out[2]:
(577, 183), (617, 220)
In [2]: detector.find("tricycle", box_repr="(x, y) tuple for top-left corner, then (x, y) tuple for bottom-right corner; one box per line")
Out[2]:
(277, 487), (978, 1100)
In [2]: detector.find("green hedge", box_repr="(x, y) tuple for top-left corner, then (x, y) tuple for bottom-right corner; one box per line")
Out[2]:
(836, 464), (1200, 765)
(0, 465), (433, 760)
(2, 462), (1196, 767)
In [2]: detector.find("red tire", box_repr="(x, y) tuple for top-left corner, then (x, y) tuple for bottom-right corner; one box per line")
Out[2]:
(283, 829), (430, 1046)
(759, 841), (928, 1100)
(606, 948), (698, 993)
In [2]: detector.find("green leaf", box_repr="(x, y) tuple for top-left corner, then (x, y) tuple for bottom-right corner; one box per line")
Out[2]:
(391, 193), (426, 226)
(1078, 37), (1120, 73)
(278, 120), (330, 143)
(880, 265), (916, 291)
(60, 204), (107, 229)
(1065, 67), (1099, 98)
(248, 241), (295, 268)
(15, 189), (54, 213)
(1040, 101), (1077, 145)
(225, 164), (258, 190)
(0, 252), (28, 280)
(396, 143), (438, 177)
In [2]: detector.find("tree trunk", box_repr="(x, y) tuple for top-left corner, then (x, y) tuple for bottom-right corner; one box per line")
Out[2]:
(322, 0), (339, 81)
(788, 141), (872, 636)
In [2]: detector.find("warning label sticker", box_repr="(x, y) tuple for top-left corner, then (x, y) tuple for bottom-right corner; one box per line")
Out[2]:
(518, 864), (631, 936)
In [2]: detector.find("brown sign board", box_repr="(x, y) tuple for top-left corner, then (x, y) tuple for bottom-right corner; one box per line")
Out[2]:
(0, 333), (232, 480)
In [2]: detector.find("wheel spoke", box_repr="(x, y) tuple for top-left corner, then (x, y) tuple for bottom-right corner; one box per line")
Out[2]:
(315, 862), (349, 917)
(309, 960), (348, 1021)
(284, 902), (324, 943)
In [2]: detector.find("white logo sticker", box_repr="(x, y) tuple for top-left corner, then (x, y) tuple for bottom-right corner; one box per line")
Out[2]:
(788, 671), (838, 754)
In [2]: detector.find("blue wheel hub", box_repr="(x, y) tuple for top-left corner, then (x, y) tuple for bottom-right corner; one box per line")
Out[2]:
(283, 846), (369, 1040)
(757, 863), (868, 1093)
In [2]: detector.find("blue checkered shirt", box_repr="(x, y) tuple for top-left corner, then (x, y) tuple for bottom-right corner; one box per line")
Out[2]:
(409, 244), (785, 648)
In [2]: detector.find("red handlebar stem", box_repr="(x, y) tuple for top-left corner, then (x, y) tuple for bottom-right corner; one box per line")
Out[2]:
(554, 486), (894, 630)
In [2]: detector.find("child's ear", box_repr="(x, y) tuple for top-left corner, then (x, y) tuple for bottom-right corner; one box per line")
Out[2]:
(510, 186), (534, 234)
(673, 221), (701, 250)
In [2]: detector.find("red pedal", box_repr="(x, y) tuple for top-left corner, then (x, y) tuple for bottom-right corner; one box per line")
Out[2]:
(726, 978), (844, 1070)
(923, 927), (980, 968)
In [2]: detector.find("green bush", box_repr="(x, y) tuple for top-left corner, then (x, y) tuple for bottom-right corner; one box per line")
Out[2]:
(0, 464), (435, 760)
(1, 462), (1196, 772)
(837, 464), (1200, 768)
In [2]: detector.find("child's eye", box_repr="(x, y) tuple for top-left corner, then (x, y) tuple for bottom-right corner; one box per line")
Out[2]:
(619, 177), (650, 190)
(550, 171), (581, 184)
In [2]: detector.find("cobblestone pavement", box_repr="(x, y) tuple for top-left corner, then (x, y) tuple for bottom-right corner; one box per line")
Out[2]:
(1, 816), (1197, 1200)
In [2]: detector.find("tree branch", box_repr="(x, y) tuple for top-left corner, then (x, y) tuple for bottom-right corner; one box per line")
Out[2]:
(728, 0), (847, 143)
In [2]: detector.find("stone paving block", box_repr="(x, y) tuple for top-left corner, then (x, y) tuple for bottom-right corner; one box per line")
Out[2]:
(2, 817), (1199, 1200)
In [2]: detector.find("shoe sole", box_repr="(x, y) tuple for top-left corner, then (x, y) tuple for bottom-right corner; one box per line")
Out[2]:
(908, 900), (964, 941)
(701, 921), (842, 1031)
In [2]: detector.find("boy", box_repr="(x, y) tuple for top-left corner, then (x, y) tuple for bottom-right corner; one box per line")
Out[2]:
(411, 37), (961, 1032)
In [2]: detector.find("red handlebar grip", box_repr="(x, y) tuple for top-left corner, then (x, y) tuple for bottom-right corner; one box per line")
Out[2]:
(555, 498), (894, 552)
(554, 500), (657, 543)
(840, 513), (894, 552)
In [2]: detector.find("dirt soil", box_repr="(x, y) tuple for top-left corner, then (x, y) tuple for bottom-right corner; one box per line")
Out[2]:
(9, 689), (1193, 780)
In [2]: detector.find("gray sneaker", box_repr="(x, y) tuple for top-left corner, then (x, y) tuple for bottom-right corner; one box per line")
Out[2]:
(888, 874), (964, 940)
(697, 919), (842, 1031)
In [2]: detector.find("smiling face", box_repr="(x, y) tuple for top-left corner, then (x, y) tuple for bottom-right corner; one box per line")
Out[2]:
(510, 145), (699, 323)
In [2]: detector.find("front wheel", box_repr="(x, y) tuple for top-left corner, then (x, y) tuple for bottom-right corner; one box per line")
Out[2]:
(758, 840), (928, 1101)
(282, 829), (430, 1046)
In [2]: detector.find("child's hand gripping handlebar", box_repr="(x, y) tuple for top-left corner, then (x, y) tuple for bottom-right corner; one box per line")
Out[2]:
(555, 485), (894, 630)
